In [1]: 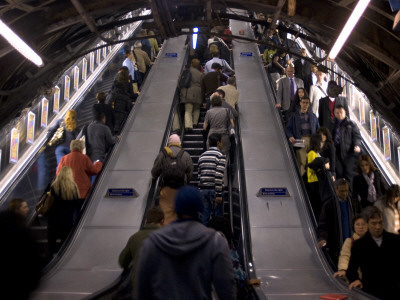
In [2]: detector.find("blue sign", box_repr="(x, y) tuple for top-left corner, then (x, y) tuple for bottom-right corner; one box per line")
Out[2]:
(165, 53), (178, 58)
(107, 188), (136, 197)
(240, 52), (253, 57)
(258, 187), (288, 197)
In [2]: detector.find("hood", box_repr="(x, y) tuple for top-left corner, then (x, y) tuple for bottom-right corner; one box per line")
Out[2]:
(149, 219), (215, 257)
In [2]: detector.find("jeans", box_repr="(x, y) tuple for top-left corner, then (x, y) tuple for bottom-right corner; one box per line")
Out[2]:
(55, 145), (70, 166)
(199, 189), (223, 225)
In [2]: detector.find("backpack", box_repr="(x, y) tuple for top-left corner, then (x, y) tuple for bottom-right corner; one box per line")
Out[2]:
(178, 69), (192, 89)
(78, 124), (91, 156)
(160, 148), (187, 186)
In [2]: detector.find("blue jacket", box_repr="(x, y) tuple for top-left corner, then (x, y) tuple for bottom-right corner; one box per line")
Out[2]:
(286, 110), (320, 140)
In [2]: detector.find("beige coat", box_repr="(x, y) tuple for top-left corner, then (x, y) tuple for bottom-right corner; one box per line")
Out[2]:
(217, 84), (239, 108)
(338, 232), (362, 271)
(375, 200), (400, 234)
(134, 48), (152, 73)
(180, 67), (203, 105)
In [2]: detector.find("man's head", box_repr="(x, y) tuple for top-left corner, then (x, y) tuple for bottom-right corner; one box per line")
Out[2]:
(311, 65), (318, 74)
(335, 178), (349, 200)
(134, 41), (142, 49)
(208, 133), (223, 150)
(286, 66), (295, 78)
(299, 97), (310, 113)
(8, 198), (29, 218)
(145, 206), (164, 225)
(327, 80), (343, 98)
(215, 89), (225, 99)
(191, 58), (200, 69)
(334, 104), (347, 121)
(95, 111), (106, 123)
(96, 92), (107, 103)
(211, 94), (222, 107)
(174, 185), (204, 219)
(362, 206), (384, 238)
(168, 134), (181, 145)
(317, 71), (325, 83)
(211, 62), (222, 72)
(227, 76), (236, 86)
(299, 48), (306, 57)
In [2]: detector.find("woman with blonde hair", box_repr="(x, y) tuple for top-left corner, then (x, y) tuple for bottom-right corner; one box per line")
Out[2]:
(48, 166), (80, 254)
(51, 109), (80, 166)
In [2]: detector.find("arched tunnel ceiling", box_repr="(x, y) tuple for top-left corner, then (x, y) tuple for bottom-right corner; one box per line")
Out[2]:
(0, 0), (400, 133)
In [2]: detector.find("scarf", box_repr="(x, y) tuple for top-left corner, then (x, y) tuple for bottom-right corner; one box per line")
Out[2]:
(363, 172), (376, 203)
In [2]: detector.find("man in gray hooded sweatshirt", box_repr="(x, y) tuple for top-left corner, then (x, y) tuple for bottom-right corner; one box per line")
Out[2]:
(136, 185), (235, 300)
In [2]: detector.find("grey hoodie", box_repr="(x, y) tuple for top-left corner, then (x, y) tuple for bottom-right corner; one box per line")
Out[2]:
(136, 219), (236, 300)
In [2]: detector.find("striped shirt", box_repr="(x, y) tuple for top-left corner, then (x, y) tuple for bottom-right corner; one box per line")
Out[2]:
(198, 147), (226, 197)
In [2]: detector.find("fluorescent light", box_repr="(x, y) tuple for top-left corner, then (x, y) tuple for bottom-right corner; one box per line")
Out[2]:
(328, 0), (370, 60)
(192, 27), (199, 50)
(0, 18), (44, 67)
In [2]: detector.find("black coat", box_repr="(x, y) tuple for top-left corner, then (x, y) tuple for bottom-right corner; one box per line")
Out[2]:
(318, 96), (350, 132)
(352, 171), (387, 208)
(332, 117), (361, 160)
(93, 103), (115, 133)
(319, 141), (336, 177)
(347, 230), (400, 299)
(294, 58), (311, 91)
(318, 196), (361, 265)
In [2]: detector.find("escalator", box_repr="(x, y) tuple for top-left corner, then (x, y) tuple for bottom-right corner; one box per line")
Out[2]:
(230, 15), (377, 299)
(30, 36), (189, 299)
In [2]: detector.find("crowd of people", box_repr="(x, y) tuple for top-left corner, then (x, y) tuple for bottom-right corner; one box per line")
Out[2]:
(2, 23), (400, 299)
(272, 44), (400, 298)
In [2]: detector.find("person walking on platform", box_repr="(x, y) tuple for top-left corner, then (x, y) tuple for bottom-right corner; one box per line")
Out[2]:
(151, 134), (193, 224)
(201, 63), (228, 109)
(180, 59), (203, 132)
(56, 140), (102, 199)
(318, 81), (349, 132)
(332, 104), (361, 182)
(275, 65), (304, 122)
(198, 133), (227, 226)
(286, 97), (319, 175)
(93, 92), (115, 133)
(136, 185), (235, 300)
(119, 207), (164, 295)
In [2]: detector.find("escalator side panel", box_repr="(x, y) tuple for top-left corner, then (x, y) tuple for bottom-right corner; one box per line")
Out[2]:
(31, 36), (188, 300)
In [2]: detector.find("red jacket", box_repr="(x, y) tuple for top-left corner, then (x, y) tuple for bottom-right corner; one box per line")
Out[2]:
(56, 150), (102, 199)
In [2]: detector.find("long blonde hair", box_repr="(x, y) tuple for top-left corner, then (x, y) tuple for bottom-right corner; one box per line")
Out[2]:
(64, 110), (77, 132)
(52, 166), (80, 200)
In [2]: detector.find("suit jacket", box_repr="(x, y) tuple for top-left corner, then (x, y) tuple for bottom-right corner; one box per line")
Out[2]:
(347, 231), (400, 299)
(318, 96), (350, 132)
(309, 83), (327, 116)
(276, 76), (304, 111)
(294, 58), (311, 90)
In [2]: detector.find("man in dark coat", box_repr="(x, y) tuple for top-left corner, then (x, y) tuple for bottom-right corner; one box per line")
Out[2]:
(318, 81), (350, 132)
(332, 104), (361, 182)
(93, 92), (115, 133)
(136, 186), (235, 300)
(317, 178), (361, 266)
(293, 48), (312, 92)
(348, 206), (400, 299)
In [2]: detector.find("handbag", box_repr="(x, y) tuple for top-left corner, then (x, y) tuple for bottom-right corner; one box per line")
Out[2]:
(35, 191), (54, 215)
(48, 123), (65, 147)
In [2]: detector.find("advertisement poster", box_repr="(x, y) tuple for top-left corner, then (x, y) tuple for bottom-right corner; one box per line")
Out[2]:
(102, 43), (107, 58)
(64, 75), (70, 101)
(398, 147), (400, 174)
(10, 128), (19, 163)
(359, 97), (365, 125)
(349, 85), (355, 110)
(90, 52), (94, 73)
(53, 86), (60, 113)
(82, 58), (87, 81)
(73, 66), (79, 90)
(96, 44), (101, 65)
(370, 111), (377, 142)
(383, 126), (391, 161)
(0, 149), (2, 171)
(41, 98), (49, 128)
(26, 112), (35, 144)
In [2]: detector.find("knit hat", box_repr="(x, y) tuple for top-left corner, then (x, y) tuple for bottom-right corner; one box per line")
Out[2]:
(174, 186), (204, 218)
(168, 134), (181, 145)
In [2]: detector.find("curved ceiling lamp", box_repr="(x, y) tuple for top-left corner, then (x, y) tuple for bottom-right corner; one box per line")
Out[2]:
(0, 18), (44, 67)
(328, 0), (371, 60)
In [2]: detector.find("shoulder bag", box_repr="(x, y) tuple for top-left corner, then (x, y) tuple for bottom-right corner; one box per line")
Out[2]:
(35, 190), (54, 216)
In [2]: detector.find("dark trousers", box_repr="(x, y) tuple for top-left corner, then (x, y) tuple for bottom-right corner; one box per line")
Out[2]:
(335, 153), (357, 183)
